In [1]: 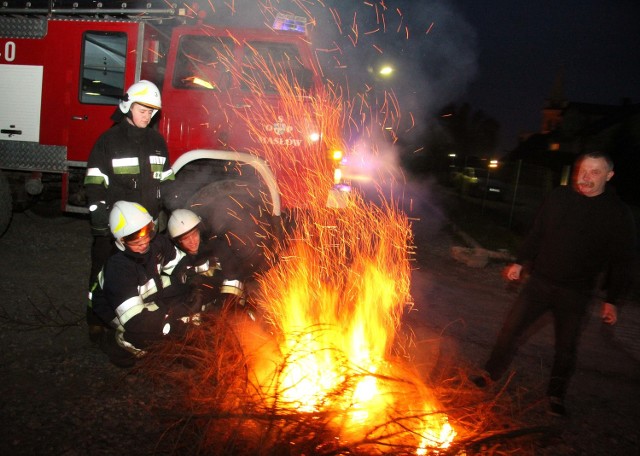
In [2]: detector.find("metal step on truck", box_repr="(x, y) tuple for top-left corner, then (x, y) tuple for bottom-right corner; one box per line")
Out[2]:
(0, 0), (349, 273)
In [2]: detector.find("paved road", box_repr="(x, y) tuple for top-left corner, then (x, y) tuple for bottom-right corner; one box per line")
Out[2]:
(2, 190), (639, 455)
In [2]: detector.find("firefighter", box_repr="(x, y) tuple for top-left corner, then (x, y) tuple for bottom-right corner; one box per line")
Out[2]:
(84, 80), (174, 340)
(89, 201), (199, 368)
(168, 208), (254, 317)
(168, 208), (223, 312)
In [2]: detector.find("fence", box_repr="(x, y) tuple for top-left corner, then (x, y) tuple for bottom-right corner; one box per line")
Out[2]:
(444, 160), (569, 233)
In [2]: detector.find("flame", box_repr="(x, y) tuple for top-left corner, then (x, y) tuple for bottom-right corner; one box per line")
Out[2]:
(227, 26), (457, 447)
(248, 193), (456, 452)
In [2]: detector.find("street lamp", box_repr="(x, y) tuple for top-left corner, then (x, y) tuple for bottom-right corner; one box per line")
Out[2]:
(379, 65), (394, 77)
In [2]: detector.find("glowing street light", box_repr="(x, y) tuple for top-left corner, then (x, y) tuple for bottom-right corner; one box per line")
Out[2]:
(379, 65), (394, 77)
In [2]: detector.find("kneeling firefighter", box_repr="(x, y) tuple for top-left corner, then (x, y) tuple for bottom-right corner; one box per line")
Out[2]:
(89, 201), (200, 367)
(168, 208), (249, 312)
(168, 208), (255, 319)
(168, 208), (222, 312)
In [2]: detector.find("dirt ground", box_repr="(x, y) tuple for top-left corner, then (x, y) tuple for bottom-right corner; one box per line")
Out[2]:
(1, 193), (639, 455)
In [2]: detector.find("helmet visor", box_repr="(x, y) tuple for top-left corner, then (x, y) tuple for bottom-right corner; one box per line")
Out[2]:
(123, 221), (157, 246)
(137, 101), (161, 111)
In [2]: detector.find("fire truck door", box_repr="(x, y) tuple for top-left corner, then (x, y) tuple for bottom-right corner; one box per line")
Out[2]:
(163, 33), (315, 155)
(63, 29), (132, 162)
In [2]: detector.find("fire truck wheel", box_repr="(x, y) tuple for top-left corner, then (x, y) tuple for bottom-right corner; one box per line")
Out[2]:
(186, 179), (275, 279)
(0, 171), (13, 237)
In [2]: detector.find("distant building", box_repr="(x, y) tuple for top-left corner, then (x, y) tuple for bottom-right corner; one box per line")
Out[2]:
(506, 69), (640, 205)
(541, 67), (568, 134)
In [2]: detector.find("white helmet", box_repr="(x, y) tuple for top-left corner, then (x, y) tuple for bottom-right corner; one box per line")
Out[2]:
(119, 80), (162, 118)
(168, 209), (202, 239)
(109, 201), (154, 251)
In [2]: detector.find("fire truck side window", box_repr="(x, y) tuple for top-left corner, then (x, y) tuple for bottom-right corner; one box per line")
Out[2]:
(173, 35), (234, 91)
(241, 41), (312, 95)
(80, 32), (128, 104)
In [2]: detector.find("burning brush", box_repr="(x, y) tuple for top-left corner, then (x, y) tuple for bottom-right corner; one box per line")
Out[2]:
(252, 193), (456, 454)
(146, 190), (457, 455)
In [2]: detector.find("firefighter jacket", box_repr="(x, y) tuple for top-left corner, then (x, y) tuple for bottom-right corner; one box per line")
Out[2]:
(84, 119), (174, 222)
(90, 234), (196, 355)
(171, 242), (224, 311)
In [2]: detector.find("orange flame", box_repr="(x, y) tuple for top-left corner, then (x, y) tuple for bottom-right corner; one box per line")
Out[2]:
(248, 193), (456, 452)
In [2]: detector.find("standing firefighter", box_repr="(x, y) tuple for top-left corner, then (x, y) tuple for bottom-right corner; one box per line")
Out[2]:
(89, 201), (199, 367)
(84, 80), (174, 339)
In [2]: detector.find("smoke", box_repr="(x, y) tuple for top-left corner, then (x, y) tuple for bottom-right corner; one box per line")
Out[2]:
(185, 0), (478, 232)
(188, 0), (478, 143)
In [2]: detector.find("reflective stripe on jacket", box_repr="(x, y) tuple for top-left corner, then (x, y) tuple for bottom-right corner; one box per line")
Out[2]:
(84, 120), (174, 219)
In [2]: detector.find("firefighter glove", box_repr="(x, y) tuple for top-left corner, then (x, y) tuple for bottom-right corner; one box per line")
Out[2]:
(89, 201), (110, 236)
(187, 287), (206, 313)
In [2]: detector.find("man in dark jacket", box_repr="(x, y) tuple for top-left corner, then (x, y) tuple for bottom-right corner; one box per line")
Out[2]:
(474, 151), (637, 416)
(84, 80), (174, 339)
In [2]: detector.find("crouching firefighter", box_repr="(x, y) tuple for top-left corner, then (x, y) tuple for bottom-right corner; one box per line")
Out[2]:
(168, 208), (223, 312)
(168, 208), (256, 320)
(88, 201), (200, 368)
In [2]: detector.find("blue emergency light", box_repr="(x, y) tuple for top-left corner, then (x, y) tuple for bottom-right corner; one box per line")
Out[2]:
(272, 13), (307, 33)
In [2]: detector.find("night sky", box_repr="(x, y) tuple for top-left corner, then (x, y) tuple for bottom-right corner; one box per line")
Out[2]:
(454, 0), (640, 152)
(199, 0), (640, 153)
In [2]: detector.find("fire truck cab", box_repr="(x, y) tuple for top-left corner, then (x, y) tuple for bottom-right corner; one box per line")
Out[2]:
(0, 1), (346, 252)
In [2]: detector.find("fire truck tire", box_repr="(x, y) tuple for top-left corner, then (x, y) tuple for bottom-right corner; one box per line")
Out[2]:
(186, 179), (275, 279)
(0, 171), (13, 237)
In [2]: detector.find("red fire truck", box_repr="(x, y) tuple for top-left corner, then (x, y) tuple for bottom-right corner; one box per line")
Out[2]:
(0, 1), (347, 250)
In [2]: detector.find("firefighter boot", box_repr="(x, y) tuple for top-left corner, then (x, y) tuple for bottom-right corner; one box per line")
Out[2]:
(86, 307), (106, 344)
(99, 330), (137, 368)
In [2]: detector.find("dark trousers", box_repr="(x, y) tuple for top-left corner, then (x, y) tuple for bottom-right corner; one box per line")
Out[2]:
(87, 235), (116, 326)
(484, 275), (591, 399)
(89, 235), (116, 288)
